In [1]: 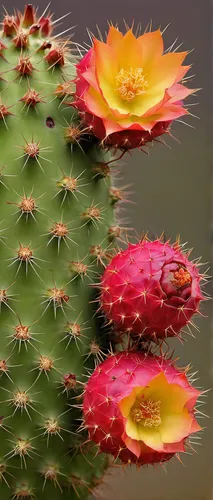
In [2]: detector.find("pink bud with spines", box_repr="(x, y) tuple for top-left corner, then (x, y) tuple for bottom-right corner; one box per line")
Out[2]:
(63, 373), (77, 390)
(100, 239), (204, 341)
(83, 351), (201, 465)
(40, 17), (52, 37)
(22, 4), (36, 28)
(3, 14), (20, 36)
(45, 46), (65, 67)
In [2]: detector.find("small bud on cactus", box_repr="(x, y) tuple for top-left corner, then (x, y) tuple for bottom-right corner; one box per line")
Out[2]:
(45, 45), (66, 66)
(83, 351), (202, 465)
(13, 30), (29, 49)
(3, 14), (19, 36)
(100, 239), (204, 340)
(0, 103), (12, 119)
(40, 17), (52, 37)
(63, 373), (77, 391)
(22, 4), (36, 27)
(16, 55), (34, 75)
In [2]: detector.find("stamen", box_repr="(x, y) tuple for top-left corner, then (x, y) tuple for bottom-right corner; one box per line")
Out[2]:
(115, 67), (148, 101)
(131, 399), (161, 427)
(172, 267), (192, 288)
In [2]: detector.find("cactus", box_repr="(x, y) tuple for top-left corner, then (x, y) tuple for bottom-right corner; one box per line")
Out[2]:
(0, 5), (116, 499)
(0, 4), (206, 500)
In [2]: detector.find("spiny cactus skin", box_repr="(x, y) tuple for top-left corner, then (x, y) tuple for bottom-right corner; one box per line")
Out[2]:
(0, 5), (116, 499)
(100, 239), (204, 341)
(83, 351), (201, 465)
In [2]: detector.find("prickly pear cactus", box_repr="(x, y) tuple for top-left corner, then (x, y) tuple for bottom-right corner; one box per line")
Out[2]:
(0, 5), (115, 499)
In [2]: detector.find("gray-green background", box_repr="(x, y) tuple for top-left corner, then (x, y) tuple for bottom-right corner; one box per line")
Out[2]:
(5, 0), (213, 498)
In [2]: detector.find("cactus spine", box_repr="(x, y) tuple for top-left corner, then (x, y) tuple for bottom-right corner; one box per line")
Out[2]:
(0, 5), (116, 499)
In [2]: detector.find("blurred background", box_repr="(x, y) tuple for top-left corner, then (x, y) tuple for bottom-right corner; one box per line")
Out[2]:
(6, 0), (213, 498)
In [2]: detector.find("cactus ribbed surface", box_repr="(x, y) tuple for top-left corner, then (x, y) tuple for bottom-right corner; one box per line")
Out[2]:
(0, 5), (114, 499)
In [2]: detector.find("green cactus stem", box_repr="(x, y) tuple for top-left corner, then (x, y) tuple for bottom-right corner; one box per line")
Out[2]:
(0, 4), (118, 499)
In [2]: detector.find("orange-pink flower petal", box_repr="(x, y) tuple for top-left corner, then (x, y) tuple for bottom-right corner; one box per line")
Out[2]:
(138, 29), (164, 67)
(107, 25), (123, 48)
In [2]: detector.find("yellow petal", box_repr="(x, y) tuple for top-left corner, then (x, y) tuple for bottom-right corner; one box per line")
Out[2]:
(138, 29), (164, 68)
(142, 372), (191, 414)
(107, 25), (123, 48)
(149, 51), (188, 90)
(85, 87), (109, 119)
(119, 387), (143, 418)
(96, 76), (131, 115)
(141, 428), (164, 451)
(116, 103), (187, 131)
(160, 408), (193, 443)
(115, 29), (143, 69)
(94, 38), (119, 85)
(161, 384), (193, 414)
(125, 417), (141, 440)
(98, 82), (166, 118)
(94, 38), (133, 114)
(124, 88), (165, 116)
(126, 417), (164, 451)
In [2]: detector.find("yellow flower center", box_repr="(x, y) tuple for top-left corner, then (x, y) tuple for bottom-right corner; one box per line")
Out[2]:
(172, 267), (192, 288)
(115, 67), (148, 101)
(131, 399), (161, 428)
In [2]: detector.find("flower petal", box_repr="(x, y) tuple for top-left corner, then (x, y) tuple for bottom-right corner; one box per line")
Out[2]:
(115, 29), (143, 69)
(125, 88), (166, 116)
(116, 105), (186, 131)
(163, 439), (186, 453)
(82, 67), (100, 93)
(143, 372), (192, 414)
(96, 76), (131, 115)
(84, 88), (109, 119)
(94, 38), (119, 85)
(149, 51), (189, 90)
(101, 118), (123, 135)
(107, 25), (123, 48)
(126, 417), (164, 451)
(145, 104), (188, 123)
(190, 417), (202, 434)
(174, 65), (191, 83)
(122, 433), (144, 458)
(166, 83), (195, 103)
(160, 408), (193, 443)
(76, 48), (93, 73)
(119, 387), (143, 418)
(74, 25), (193, 149)
(138, 29), (164, 68)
